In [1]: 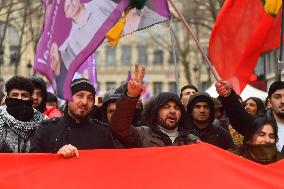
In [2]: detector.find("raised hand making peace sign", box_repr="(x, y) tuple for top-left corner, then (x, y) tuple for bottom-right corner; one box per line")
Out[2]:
(127, 64), (145, 98)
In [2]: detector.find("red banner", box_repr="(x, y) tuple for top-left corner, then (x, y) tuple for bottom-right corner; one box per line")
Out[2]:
(0, 142), (283, 189)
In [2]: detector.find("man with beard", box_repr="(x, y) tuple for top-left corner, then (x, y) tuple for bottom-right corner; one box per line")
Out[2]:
(30, 78), (113, 158)
(0, 76), (46, 153)
(29, 77), (47, 113)
(216, 80), (284, 153)
(110, 64), (199, 148)
(187, 92), (234, 150)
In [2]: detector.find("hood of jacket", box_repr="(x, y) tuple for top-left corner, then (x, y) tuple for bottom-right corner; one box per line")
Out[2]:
(149, 92), (189, 133)
(187, 92), (215, 125)
(101, 93), (121, 123)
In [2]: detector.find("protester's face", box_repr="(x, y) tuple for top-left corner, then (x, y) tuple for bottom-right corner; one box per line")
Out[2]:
(181, 88), (197, 109)
(46, 101), (57, 108)
(50, 43), (61, 76)
(215, 106), (224, 120)
(191, 102), (210, 124)
(244, 99), (258, 117)
(32, 88), (43, 109)
(269, 89), (284, 119)
(8, 89), (31, 100)
(64, 0), (81, 19)
(68, 90), (94, 120)
(157, 101), (181, 130)
(106, 102), (117, 124)
(249, 124), (276, 145)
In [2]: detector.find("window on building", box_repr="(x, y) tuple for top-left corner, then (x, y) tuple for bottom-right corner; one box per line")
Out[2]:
(263, 50), (277, 75)
(168, 82), (177, 93)
(153, 82), (163, 96)
(8, 26), (19, 46)
(153, 50), (163, 65)
(121, 45), (132, 65)
(8, 26), (20, 65)
(9, 45), (20, 65)
(106, 82), (116, 93)
(137, 45), (148, 65)
(255, 54), (265, 79)
(169, 49), (179, 64)
(201, 81), (210, 91)
(106, 46), (116, 65)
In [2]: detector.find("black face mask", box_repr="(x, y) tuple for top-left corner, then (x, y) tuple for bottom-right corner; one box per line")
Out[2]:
(5, 98), (34, 122)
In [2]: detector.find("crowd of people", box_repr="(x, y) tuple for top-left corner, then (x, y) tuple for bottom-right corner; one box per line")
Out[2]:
(0, 64), (283, 164)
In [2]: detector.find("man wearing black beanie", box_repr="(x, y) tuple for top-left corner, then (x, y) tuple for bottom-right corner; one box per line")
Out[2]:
(30, 78), (113, 158)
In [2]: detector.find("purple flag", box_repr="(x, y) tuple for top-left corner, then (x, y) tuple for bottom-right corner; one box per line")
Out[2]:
(73, 53), (97, 89)
(34, 0), (170, 100)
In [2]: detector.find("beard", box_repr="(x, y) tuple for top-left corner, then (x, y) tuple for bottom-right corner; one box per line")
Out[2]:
(194, 119), (209, 124)
(67, 104), (92, 122)
(157, 118), (179, 130)
(69, 109), (90, 120)
(276, 111), (284, 119)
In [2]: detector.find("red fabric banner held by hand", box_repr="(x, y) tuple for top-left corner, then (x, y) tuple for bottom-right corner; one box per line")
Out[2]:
(0, 143), (283, 189)
(209, 0), (282, 94)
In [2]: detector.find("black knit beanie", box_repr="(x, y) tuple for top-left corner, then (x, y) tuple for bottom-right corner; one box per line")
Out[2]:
(71, 78), (96, 97)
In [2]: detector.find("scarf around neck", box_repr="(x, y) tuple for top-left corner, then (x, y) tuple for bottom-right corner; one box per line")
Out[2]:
(242, 143), (281, 165)
(0, 106), (46, 140)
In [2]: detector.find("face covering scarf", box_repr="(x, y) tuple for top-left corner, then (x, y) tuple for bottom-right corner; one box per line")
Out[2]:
(5, 98), (34, 122)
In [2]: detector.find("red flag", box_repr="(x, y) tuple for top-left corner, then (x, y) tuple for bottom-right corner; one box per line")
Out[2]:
(0, 143), (283, 189)
(209, 0), (282, 94)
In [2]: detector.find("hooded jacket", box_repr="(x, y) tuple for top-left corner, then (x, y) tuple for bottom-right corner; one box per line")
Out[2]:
(29, 77), (47, 113)
(100, 93), (121, 123)
(110, 92), (199, 148)
(187, 92), (234, 150)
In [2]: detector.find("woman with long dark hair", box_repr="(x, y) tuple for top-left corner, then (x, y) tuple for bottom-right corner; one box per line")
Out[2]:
(243, 97), (265, 118)
(230, 117), (283, 164)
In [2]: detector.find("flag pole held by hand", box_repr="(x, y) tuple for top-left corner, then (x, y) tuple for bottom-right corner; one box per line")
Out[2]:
(168, 0), (221, 82)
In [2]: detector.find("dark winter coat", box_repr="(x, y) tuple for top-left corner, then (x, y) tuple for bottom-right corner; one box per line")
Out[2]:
(110, 92), (199, 148)
(187, 92), (234, 150)
(30, 113), (113, 153)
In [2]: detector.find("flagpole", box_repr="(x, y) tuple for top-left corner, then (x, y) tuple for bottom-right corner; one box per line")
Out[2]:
(168, 0), (221, 82)
(169, 21), (180, 95)
(277, 1), (284, 81)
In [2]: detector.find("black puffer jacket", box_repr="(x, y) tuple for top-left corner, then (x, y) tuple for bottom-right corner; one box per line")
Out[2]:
(110, 92), (199, 148)
(187, 92), (234, 150)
